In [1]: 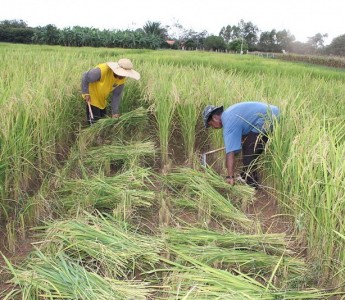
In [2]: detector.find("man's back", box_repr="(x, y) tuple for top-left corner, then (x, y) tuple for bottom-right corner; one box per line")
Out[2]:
(221, 101), (279, 153)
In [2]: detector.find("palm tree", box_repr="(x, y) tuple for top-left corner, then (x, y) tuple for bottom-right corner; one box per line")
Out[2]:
(143, 21), (168, 40)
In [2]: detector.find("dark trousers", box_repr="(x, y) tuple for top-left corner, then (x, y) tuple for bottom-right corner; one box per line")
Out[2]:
(86, 104), (106, 125)
(241, 131), (268, 187)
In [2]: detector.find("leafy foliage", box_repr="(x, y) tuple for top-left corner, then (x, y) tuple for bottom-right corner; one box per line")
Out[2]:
(0, 17), (345, 55)
(228, 38), (248, 53)
(325, 34), (345, 56)
(204, 35), (226, 51)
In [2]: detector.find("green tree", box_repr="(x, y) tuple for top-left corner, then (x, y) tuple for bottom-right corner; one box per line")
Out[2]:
(33, 24), (60, 45)
(308, 33), (328, 49)
(180, 29), (208, 50)
(228, 38), (248, 53)
(276, 30), (295, 52)
(0, 19), (27, 28)
(0, 19), (35, 43)
(326, 34), (345, 56)
(289, 41), (314, 54)
(204, 35), (226, 51)
(238, 19), (259, 51)
(143, 21), (168, 39)
(219, 25), (237, 43)
(258, 30), (277, 52)
(220, 20), (259, 51)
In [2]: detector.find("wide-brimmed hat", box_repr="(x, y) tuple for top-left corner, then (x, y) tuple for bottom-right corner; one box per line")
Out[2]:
(202, 105), (224, 128)
(107, 58), (140, 80)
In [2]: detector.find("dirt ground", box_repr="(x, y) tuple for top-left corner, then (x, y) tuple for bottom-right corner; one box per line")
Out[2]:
(0, 230), (35, 294)
(247, 189), (294, 234)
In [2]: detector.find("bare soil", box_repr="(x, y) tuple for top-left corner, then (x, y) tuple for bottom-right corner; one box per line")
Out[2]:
(0, 231), (35, 293)
(247, 189), (294, 235)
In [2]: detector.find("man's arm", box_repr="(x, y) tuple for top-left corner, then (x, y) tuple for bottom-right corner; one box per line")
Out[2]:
(110, 84), (124, 117)
(225, 151), (235, 185)
(81, 68), (101, 103)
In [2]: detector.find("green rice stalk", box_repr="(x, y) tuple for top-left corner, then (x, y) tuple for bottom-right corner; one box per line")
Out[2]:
(164, 227), (292, 255)
(142, 64), (177, 171)
(83, 141), (155, 169)
(167, 244), (307, 278)
(172, 71), (201, 165)
(156, 250), (334, 299)
(0, 45), (83, 225)
(1, 250), (152, 300)
(37, 211), (163, 278)
(165, 168), (254, 229)
(265, 104), (345, 284)
(76, 107), (148, 155)
(57, 167), (155, 212)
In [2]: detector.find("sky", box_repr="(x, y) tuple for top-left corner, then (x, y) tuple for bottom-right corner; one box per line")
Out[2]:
(1, 0), (344, 45)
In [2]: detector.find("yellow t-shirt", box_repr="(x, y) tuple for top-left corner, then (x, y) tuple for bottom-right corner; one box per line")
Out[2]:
(88, 63), (126, 109)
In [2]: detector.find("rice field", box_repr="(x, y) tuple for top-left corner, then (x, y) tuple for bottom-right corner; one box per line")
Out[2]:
(0, 42), (344, 299)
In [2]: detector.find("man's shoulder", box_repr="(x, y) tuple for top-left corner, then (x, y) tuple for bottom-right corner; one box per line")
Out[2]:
(222, 103), (245, 120)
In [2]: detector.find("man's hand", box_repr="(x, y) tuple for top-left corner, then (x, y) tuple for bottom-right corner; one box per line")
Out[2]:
(226, 177), (235, 185)
(112, 114), (120, 118)
(84, 94), (91, 104)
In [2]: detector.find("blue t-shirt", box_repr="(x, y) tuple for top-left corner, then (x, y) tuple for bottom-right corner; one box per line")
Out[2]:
(221, 102), (279, 153)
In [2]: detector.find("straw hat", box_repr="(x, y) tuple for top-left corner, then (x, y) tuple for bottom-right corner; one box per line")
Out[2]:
(107, 58), (140, 80)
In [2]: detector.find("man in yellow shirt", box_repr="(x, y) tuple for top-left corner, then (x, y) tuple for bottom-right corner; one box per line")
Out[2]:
(81, 58), (140, 124)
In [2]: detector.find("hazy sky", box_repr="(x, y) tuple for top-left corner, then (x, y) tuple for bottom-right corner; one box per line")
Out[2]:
(1, 0), (344, 44)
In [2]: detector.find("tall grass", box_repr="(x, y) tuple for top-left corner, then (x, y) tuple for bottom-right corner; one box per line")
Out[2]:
(164, 227), (292, 255)
(0, 46), (85, 243)
(0, 44), (146, 226)
(140, 63), (178, 172)
(265, 98), (345, 284)
(173, 76), (200, 165)
(0, 46), (78, 222)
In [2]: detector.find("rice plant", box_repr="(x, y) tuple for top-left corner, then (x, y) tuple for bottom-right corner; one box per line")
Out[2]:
(164, 226), (308, 287)
(157, 251), (335, 299)
(164, 227), (292, 255)
(165, 167), (254, 229)
(168, 244), (306, 278)
(2, 43), (345, 293)
(37, 212), (163, 278)
(141, 63), (178, 172)
(1, 250), (153, 300)
(264, 93), (345, 284)
(82, 141), (155, 170)
(172, 68), (203, 165)
(57, 167), (156, 214)
(74, 107), (149, 156)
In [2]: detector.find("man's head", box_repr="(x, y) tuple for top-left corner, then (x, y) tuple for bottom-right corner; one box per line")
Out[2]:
(202, 105), (224, 129)
(107, 58), (140, 80)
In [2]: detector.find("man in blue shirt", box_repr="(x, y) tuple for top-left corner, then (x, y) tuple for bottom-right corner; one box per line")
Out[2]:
(203, 101), (279, 188)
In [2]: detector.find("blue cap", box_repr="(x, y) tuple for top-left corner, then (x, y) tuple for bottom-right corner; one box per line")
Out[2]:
(202, 105), (223, 128)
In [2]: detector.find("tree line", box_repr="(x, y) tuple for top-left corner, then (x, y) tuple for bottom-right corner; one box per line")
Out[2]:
(0, 19), (344, 56)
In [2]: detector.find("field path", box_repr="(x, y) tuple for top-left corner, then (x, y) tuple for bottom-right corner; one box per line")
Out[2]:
(246, 189), (293, 234)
